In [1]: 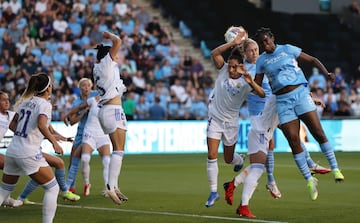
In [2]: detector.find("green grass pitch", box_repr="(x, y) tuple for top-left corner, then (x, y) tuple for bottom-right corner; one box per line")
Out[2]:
(1, 152), (359, 223)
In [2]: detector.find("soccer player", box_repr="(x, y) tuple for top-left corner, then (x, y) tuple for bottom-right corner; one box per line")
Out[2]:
(223, 38), (330, 218)
(93, 31), (128, 204)
(253, 27), (344, 200)
(64, 78), (97, 193)
(0, 73), (62, 223)
(66, 95), (111, 196)
(205, 31), (265, 208)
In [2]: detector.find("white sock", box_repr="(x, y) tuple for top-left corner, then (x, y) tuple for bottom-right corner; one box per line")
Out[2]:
(81, 153), (91, 185)
(0, 182), (15, 205)
(102, 155), (110, 186)
(234, 165), (250, 187)
(241, 164), (264, 206)
(207, 158), (218, 192)
(108, 151), (124, 191)
(231, 153), (243, 166)
(42, 178), (59, 223)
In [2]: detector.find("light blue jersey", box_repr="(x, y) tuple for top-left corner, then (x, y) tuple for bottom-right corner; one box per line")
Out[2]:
(73, 91), (98, 146)
(256, 44), (308, 94)
(245, 61), (272, 115)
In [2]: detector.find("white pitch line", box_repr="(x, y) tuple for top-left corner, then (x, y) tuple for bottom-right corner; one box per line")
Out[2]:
(31, 202), (288, 223)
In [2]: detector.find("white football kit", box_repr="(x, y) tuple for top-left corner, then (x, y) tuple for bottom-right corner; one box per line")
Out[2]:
(93, 53), (127, 134)
(247, 94), (279, 155)
(207, 63), (252, 146)
(5, 97), (51, 175)
(82, 97), (110, 150)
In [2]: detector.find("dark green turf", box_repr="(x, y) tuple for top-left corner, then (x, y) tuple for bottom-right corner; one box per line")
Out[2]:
(1, 152), (358, 223)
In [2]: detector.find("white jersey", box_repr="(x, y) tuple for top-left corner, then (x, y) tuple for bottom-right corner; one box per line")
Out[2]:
(208, 63), (252, 123)
(93, 53), (126, 105)
(0, 110), (15, 139)
(249, 94), (279, 140)
(7, 97), (52, 158)
(83, 97), (106, 137)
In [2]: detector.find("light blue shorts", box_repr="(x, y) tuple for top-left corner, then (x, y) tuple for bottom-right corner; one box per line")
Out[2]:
(276, 84), (316, 124)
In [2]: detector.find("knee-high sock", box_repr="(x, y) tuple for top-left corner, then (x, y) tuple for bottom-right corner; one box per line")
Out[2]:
(107, 151), (124, 191)
(207, 158), (218, 192)
(320, 141), (339, 170)
(81, 153), (91, 185)
(102, 155), (110, 187)
(0, 182), (16, 205)
(230, 153), (243, 166)
(66, 157), (80, 190)
(301, 142), (316, 167)
(234, 165), (250, 187)
(19, 179), (39, 200)
(42, 178), (59, 223)
(55, 169), (67, 193)
(265, 150), (275, 184)
(241, 164), (264, 206)
(293, 151), (312, 181)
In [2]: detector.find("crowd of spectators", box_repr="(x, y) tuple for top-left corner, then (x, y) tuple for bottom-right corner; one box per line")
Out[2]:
(1, 0), (359, 122)
(0, 0), (214, 121)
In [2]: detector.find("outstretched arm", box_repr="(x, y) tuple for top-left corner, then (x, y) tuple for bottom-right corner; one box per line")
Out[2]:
(102, 31), (122, 61)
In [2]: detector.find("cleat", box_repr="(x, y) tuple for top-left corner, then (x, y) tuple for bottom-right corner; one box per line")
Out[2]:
(69, 187), (76, 193)
(84, 184), (91, 196)
(223, 180), (236, 205)
(106, 190), (122, 205)
(62, 191), (80, 201)
(333, 169), (344, 183)
(3, 197), (23, 207)
(205, 192), (220, 207)
(265, 182), (282, 199)
(22, 198), (35, 205)
(234, 154), (246, 172)
(236, 204), (256, 218)
(115, 188), (128, 202)
(310, 163), (331, 174)
(101, 188), (109, 197)
(307, 177), (318, 201)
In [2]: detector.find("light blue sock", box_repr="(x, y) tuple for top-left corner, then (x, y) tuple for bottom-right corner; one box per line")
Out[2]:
(301, 142), (315, 167)
(265, 150), (275, 184)
(293, 151), (312, 181)
(320, 141), (338, 170)
(66, 157), (80, 190)
(19, 179), (39, 200)
(55, 169), (67, 192)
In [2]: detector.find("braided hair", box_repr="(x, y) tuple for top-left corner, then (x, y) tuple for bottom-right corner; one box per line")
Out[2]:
(253, 27), (274, 43)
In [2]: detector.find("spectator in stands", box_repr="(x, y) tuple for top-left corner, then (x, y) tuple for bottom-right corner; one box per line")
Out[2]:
(132, 70), (146, 95)
(34, 0), (47, 17)
(308, 67), (326, 90)
(148, 96), (166, 120)
(135, 94), (149, 120)
(189, 93), (208, 120)
(53, 13), (69, 40)
(123, 91), (136, 120)
(334, 100), (351, 116)
(349, 0), (360, 15)
(332, 67), (348, 93)
(136, 5), (151, 27)
(350, 95), (360, 116)
(115, 0), (128, 19)
(323, 85), (338, 116)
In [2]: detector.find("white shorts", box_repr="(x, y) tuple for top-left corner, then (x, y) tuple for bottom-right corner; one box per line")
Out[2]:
(4, 153), (49, 176)
(98, 104), (127, 134)
(206, 117), (238, 146)
(82, 132), (111, 150)
(247, 130), (269, 155)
